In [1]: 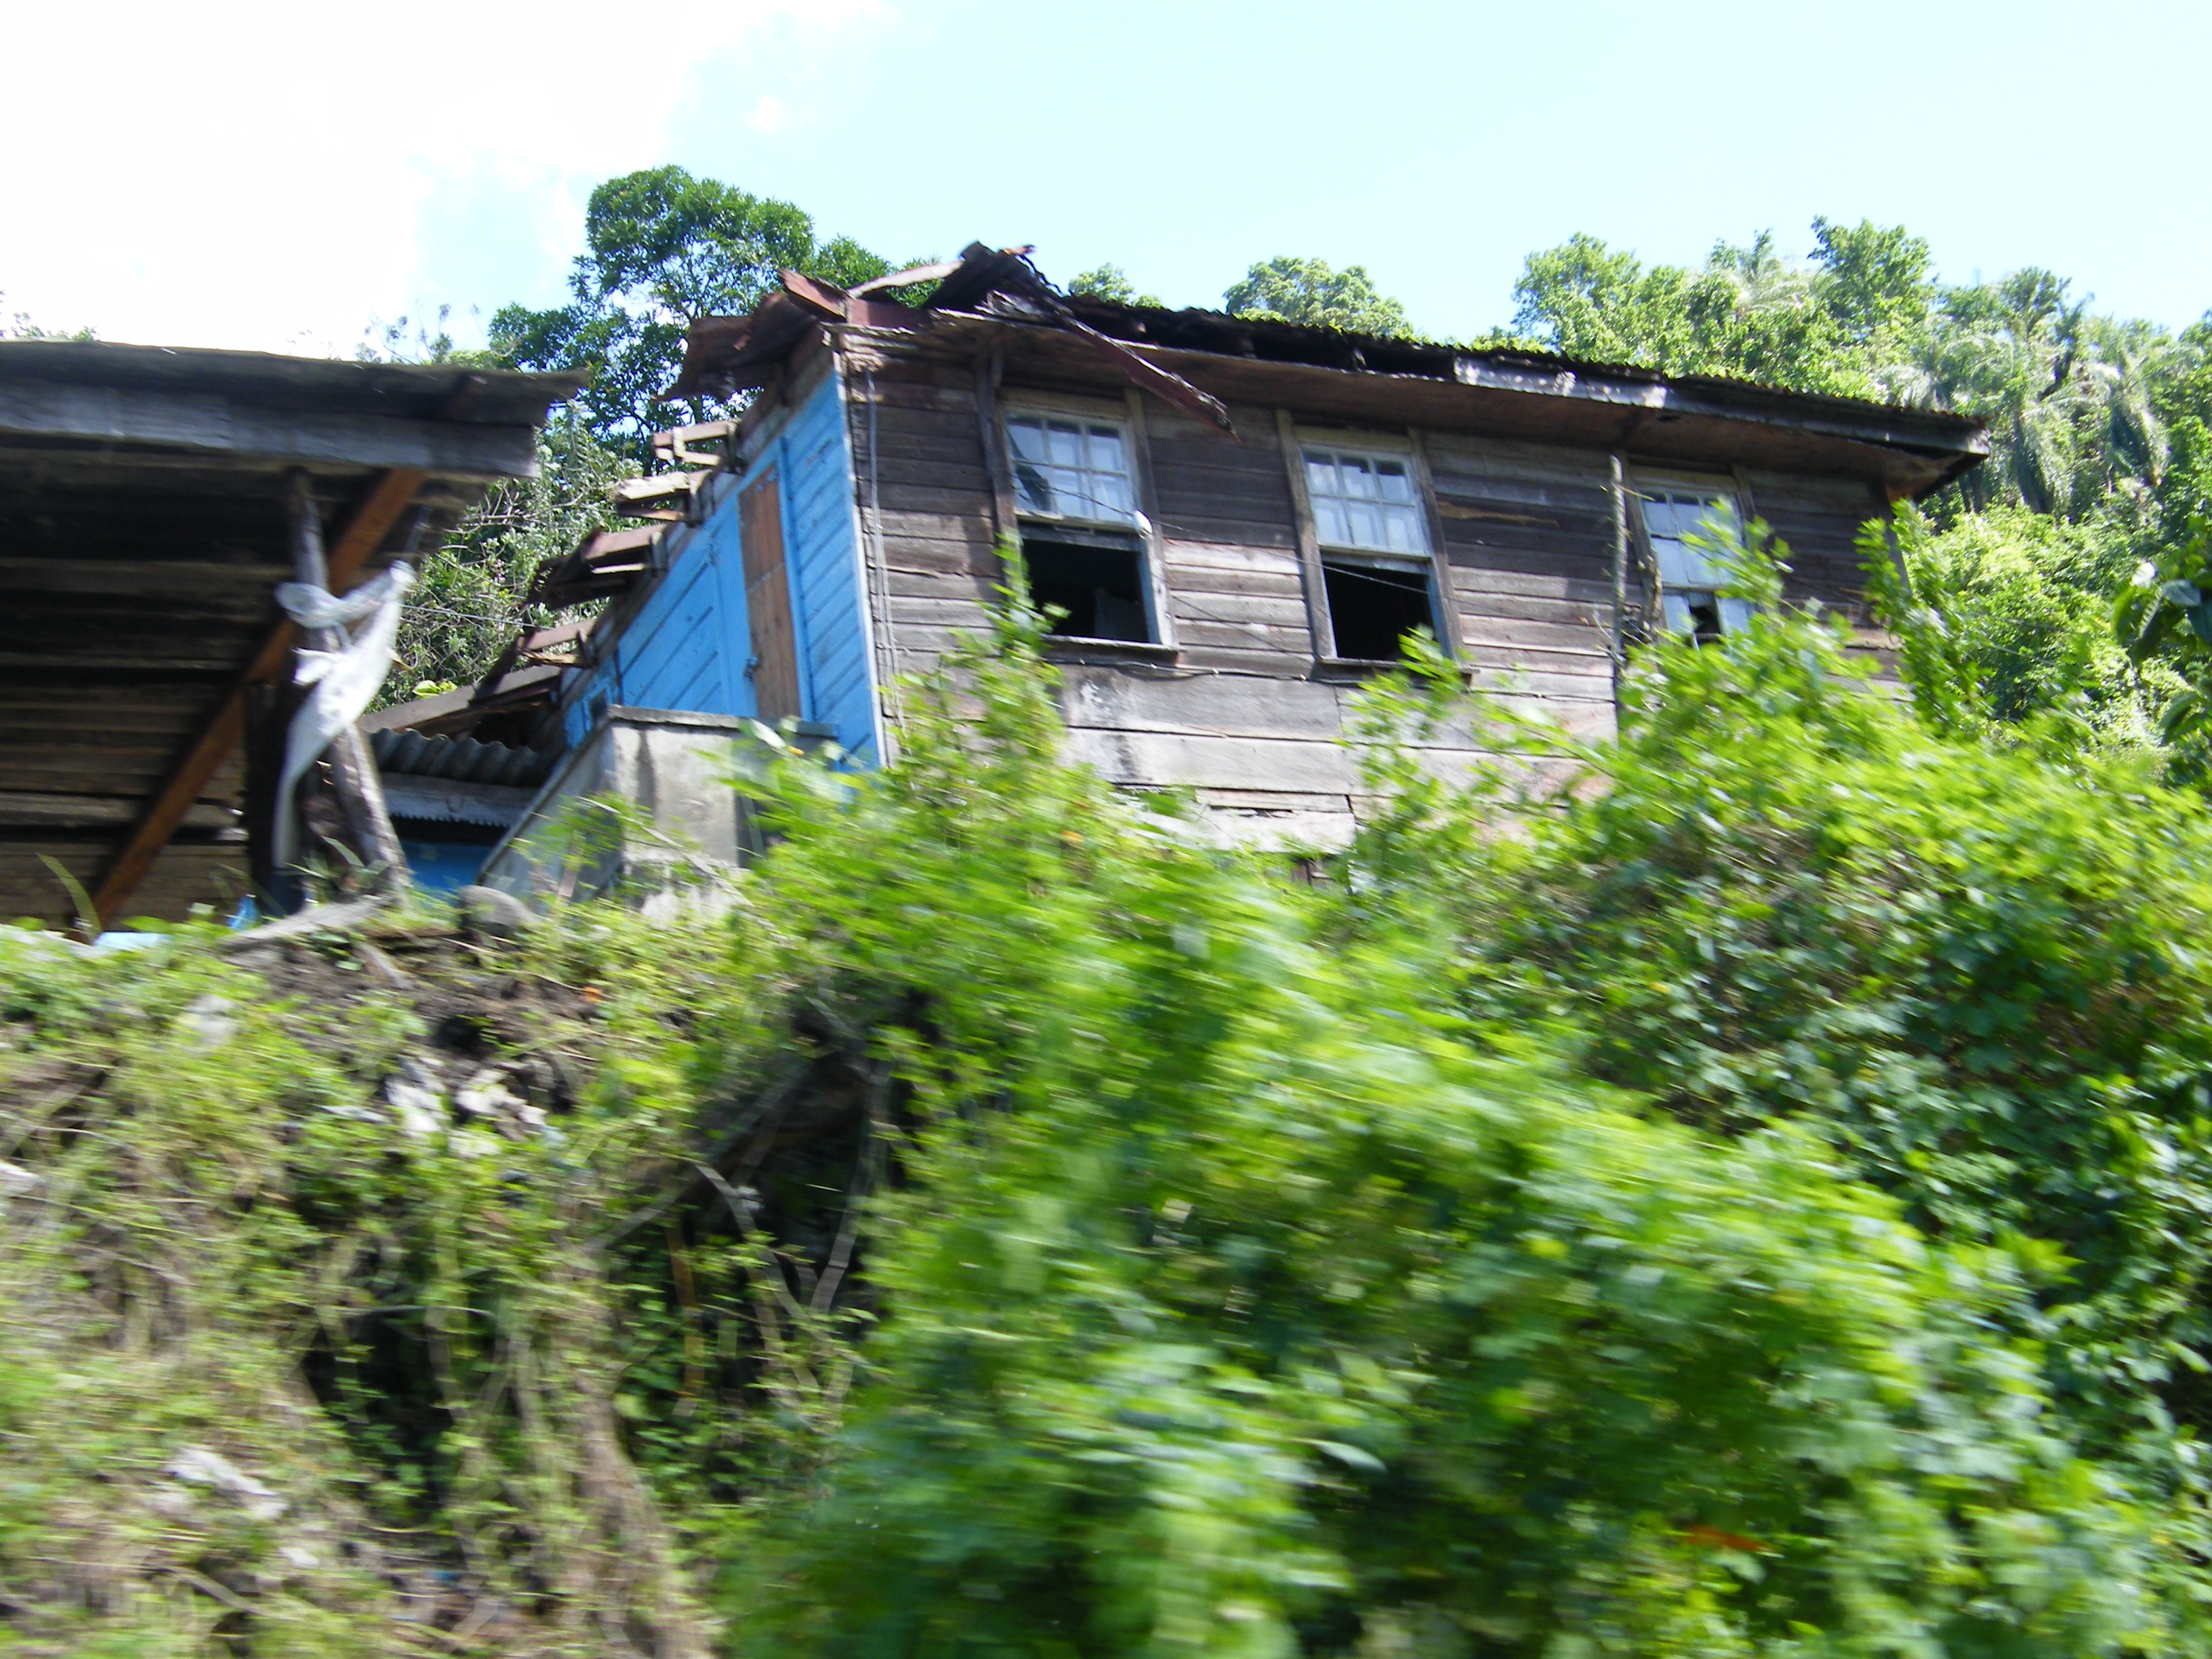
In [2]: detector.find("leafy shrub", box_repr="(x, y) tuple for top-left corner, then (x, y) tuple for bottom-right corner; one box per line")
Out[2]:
(4, 584), (2207, 1656)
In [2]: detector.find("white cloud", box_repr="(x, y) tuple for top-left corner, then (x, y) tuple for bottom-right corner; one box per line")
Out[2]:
(746, 96), (792, 135)
(0, 0), (886, 352)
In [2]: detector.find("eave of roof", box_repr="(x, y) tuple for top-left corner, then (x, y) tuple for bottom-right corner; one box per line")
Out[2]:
(0, 340), (582, 428)
(0, 345), (583, 930)
(669, 245), (1987, 497)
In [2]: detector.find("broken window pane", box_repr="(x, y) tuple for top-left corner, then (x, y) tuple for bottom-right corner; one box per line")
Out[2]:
(1639, 486), (1746, 642)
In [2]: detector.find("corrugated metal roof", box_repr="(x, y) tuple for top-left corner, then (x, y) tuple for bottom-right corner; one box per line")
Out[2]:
(369, 728), (553, 788)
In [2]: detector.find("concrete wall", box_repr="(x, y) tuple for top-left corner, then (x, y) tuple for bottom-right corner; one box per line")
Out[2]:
(478, 707), (760, 909)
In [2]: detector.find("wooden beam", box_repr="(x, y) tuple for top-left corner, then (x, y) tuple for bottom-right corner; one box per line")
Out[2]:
(0, 379), (542, 479)
(85, 468), (424, 933)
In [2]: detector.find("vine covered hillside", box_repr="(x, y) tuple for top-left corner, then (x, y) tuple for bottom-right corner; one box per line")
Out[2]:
(12, 567), (2212, 1655)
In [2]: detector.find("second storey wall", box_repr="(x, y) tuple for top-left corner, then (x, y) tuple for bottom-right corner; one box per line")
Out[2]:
(562, 363), (880, 764)
(1422, 432), (1620, 742)
(839, 335), (1892, 843)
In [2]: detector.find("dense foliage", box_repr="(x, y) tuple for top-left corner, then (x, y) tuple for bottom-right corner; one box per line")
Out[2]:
(1223, 254), (1414, 337)
(379, 414), (631, 705)
(1502, 219), (2212, 773)
(489, 167), (894, 458)
(18, 581), (2212, 1653)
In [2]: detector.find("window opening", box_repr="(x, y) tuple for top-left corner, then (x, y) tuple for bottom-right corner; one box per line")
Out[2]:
(1006, 411), (1154, 643)
(1303, 445), (1439, 660)
(1322, 559), (1434, 661)
(1640, 487), (1750, 642)
(1023, 532), (1151, 642)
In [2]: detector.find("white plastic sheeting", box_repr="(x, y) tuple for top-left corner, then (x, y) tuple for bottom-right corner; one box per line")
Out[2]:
(270, 562), (415, 872)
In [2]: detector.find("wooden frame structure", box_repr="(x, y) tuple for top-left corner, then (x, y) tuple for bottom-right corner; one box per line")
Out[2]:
(0, 342), (578, 931)
(436, 244), (1994, 888)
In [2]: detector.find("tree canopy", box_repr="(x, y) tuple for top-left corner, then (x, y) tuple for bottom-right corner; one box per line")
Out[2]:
(488, 167), (892, 457)
(1069, 262), (1163, 308)
(1223, 254), (1414, 336)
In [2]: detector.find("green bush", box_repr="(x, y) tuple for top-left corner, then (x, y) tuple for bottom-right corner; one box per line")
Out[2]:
(5, 581), (2209, 1656)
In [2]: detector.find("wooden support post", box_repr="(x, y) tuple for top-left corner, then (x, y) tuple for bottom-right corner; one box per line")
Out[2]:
(974, 341), (1017, 550)
(285, 471), (409, 892)
(1609, 453), (1629, 718)
(85, 468), (423, 933)
(1276, 409), (1332, 663)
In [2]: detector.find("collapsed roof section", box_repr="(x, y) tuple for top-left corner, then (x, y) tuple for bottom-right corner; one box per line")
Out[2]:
(670, 242), (1988, 500)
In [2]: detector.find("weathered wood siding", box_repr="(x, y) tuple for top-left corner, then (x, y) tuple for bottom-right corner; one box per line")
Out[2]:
(1744, 468), (1886, 614)
(844, 349), (1002, 687)
(563, 474), (750, 742)
(1147, 403), (1312, 674)
(830, 340), (1898, 845)
(563, 368), (880, 764)
(1425, 433), (1620, 741)
(840, 346), (1649, 845)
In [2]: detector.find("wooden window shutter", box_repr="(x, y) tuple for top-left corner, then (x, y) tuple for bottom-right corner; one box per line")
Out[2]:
(739, 472), (802, 723)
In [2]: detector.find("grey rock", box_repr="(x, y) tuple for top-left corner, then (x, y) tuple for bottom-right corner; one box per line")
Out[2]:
(455, 885), (536, 938)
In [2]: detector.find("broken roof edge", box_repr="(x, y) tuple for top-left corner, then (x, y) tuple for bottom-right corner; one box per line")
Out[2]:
(1065, 295), (1986, 445)
(665, 242), (1988, 489)
(0, 338), (586, 430)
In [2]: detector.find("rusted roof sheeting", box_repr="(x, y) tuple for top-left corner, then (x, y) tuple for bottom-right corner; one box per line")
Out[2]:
(668, 242), (1984, 493)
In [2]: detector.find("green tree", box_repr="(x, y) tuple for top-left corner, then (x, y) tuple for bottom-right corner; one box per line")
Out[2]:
(1509, 223), (1904, 396)
(1223, 254), (1414, 336)
(489, 166), (891, 457)
(720, 594), (2191, 1658)
(1875, 501), (2163, 741)
(1444, 524), (2212, 1475)
(1808, 214), (1936, 356)
(380, 413), (632, 703)
(1068, 262), (1162, 308)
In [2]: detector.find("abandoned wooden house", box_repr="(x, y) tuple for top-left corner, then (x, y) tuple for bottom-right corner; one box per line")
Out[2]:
(0, 341), (577, 931)
(375, 243), (1984, 897)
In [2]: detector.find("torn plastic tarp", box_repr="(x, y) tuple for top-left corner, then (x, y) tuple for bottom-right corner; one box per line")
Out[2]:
(271, 563), (415, 872)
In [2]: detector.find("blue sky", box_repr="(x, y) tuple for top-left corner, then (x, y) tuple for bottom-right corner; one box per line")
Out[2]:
(6, 0), (2205, 354)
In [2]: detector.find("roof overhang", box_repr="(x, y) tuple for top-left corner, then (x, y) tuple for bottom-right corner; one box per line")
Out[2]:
(672, 244), (1987, 502)
(0, 342), (581, 931)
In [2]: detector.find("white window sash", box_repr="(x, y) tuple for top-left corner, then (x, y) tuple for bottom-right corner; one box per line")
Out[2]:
(1302, 447), (1430, 556)
(1640, 487), (1748, 636)
(1006, 413), (1139, 528)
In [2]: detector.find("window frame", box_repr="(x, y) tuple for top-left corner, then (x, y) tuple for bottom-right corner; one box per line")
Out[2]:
(1627, 470), (1750, 644)
(1284, 423), (1458, 669)
(998, 394), (1176, 654)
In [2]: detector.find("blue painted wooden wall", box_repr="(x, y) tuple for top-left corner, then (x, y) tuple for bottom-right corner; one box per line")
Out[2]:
(562, 366), (879, 764)
(779, 367), (878, 764)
